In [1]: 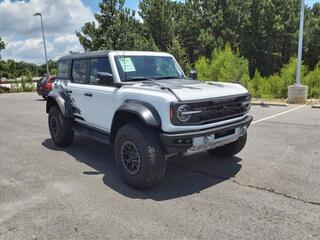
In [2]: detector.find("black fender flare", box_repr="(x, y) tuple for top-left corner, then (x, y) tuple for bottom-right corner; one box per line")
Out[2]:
(113, 100), (162, 128)
(46, 89), (73, 118)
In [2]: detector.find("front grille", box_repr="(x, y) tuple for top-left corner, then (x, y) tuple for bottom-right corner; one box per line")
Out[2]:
(189, 94), (250, 125)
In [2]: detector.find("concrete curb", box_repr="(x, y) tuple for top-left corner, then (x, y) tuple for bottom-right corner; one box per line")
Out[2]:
(251, 101), (288, 107)
(311, 105), (320, 109)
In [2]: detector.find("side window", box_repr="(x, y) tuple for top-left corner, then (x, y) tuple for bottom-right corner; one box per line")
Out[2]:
(89, 58), (112, 85)
(57, 60), (69, 79)
(72, 59), (87, 84)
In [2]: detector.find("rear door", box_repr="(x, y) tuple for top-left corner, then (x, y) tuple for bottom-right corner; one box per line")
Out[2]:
(66, 59), (90, 123)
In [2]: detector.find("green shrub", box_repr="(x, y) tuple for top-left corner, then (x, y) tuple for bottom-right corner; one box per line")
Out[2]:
(275, 58), (308, 98)
(196, 48), (320, 99)
(195, 56), (211, 80)
(210, 45), (249, 84)
(303, 63), (320, 98)
(20, 74), (34, 92)
(0, 86), (10, 93)
(247, 71), (272, 98)
(21, 75), (26, 91)
(195, 44), (249, 85)
(7, 72), (35, 93)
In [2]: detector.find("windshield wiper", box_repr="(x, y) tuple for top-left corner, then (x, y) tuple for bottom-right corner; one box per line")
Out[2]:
(125, 76), (155, 82)
(155, 76), (180, 80)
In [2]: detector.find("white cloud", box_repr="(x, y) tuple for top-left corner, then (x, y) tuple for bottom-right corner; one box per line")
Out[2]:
(3, 38), (52, 62)
(3, 35), (83, 63)
(0, 0), (95, 64)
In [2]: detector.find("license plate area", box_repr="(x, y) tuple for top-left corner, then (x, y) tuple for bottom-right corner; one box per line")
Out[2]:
(192, 128), (239, 146)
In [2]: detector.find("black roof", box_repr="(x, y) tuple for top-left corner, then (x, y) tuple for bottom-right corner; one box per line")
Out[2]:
(59, 50), (111, 61)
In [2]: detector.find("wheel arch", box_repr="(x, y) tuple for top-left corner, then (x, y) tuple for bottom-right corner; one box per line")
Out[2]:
(110, 100), (162, 143)
(46, 89), (73, 118)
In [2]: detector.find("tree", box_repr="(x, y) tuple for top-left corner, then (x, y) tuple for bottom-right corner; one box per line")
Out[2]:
(242, 0), (300, 77)
(175, 0), (203, 63)
(76, 0), (156, 51)
(139, 0), (175, 51)
(0, 59), (58, 79)
(304, 3), (320, 70)
(39, 60), (58, 76)
(0, 37), (5, 59)
(75, 0), (319, 78)
(167, 37), (190, 73)
(200, 0), (250, 52)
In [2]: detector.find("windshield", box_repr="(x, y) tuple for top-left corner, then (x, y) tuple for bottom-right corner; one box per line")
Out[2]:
(114, 55), (185, 81)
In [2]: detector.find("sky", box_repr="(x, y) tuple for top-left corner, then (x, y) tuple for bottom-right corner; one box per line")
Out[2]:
(0, 0), (319, 65)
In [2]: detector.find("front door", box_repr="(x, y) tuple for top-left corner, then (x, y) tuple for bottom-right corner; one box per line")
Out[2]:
(85, 57), (116, 132)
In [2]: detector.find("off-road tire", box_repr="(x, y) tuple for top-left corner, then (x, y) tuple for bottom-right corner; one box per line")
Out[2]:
(48, 106), (74, 147)
(114, 123), (166, 189)
(207, 132), (247, 158)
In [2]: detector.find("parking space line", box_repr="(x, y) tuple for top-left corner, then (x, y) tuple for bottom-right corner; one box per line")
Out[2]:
(251, 105), (306, 125)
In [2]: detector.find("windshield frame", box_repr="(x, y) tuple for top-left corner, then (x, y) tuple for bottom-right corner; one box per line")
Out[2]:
(110, 52), (186, 82)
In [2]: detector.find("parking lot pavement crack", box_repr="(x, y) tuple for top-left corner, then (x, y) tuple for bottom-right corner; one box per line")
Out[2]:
(171, 163), (320, 206)
(231, 180), (320, 206)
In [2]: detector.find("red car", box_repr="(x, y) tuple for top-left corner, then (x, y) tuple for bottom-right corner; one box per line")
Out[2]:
(36, 75), (56, 99)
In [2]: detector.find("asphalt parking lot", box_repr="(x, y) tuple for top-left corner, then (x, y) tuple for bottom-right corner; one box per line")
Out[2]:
(0, 92), (319, 240)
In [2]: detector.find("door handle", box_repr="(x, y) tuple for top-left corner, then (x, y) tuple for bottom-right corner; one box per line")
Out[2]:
(84, 92), (92, 97)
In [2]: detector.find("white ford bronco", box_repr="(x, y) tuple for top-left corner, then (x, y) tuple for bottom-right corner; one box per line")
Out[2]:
(47, 51), (252, 189)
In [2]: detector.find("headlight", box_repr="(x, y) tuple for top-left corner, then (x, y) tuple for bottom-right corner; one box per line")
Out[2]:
(177, 104), (192, 122)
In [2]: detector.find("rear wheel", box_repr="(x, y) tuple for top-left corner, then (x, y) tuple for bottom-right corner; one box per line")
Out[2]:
(207, 132), (247, 158)
(48, 106), (74, 147)
(114, 123), (166, 189)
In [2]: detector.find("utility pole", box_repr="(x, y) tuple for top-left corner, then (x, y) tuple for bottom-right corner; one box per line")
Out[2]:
(33, 12), (49, 75)
(288, 0), (308, 103)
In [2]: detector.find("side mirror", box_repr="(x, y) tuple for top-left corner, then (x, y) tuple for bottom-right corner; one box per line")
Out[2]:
(97, 72), (113, 85)
(189, 69), (197, 80)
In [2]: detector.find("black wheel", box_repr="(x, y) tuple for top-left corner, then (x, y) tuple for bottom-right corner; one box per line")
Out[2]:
(207, 132), (247, 158)
(114, 122), (166, 189)
(48, 106), (74, 147)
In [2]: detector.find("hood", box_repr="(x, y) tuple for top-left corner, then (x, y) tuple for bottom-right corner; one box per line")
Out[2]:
(139, 79), (248, 101)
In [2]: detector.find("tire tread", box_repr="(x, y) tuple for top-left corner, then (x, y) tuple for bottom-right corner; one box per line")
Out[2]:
(115, 122), (166, 189)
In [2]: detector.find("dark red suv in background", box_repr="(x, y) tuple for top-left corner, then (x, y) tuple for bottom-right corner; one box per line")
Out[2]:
(36, 75), (55, 99)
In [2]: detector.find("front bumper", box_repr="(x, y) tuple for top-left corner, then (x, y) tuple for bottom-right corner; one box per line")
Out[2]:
(160, 115), (253, 154)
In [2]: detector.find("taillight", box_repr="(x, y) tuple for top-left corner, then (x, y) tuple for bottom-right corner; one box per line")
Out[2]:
(48, 77), (55, 83)
(44, 82), (52, 90)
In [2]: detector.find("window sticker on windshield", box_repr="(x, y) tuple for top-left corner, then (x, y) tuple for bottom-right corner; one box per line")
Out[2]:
(118, 57), (136, 72)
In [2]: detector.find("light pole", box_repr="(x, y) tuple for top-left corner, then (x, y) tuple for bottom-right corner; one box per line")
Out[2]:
(296, 0), (305, 86)
(288, 0), (308, 103)
(33, 12), (49, 75)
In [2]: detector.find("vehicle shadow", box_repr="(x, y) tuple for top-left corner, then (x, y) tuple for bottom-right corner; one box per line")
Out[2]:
(42, 135), (242, 201)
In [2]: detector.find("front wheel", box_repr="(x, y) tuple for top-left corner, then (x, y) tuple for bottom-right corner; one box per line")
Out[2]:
(207, 132), (247, 158)
(114, 123), (166, 189)
(48, 106), (74, 147)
